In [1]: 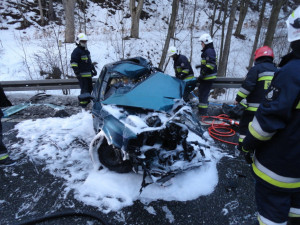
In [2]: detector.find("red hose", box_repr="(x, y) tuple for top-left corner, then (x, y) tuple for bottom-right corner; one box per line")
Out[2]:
(201, 114), (239, 146)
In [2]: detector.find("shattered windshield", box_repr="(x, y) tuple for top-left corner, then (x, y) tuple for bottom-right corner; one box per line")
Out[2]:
(104, 76), (139, 100)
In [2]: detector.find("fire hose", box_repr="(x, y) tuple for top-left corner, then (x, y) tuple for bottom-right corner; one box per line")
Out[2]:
(200, 114), (239, 146)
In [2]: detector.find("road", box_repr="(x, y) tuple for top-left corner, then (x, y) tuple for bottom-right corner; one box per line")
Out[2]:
(0, 94), (257, 225)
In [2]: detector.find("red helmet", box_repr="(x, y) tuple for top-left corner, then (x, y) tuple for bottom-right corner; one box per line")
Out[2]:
(254, 46), (274, 60)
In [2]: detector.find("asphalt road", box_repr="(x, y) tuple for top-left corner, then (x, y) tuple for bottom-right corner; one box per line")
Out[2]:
(0, 94), (258, 225)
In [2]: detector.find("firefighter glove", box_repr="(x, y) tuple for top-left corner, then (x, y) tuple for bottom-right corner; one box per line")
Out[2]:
(244, 152), (253, 164)
(197, 74), (204, 82)
(92, 69), (97, 77)
(176, 73), (186, 80)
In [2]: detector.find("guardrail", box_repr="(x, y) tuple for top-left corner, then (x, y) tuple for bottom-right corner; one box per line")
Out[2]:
(1, 77), (244, 91)
(211, 77), (244, 88)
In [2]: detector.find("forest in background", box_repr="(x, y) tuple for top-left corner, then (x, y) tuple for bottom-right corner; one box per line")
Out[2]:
(0, 0), (299, 87)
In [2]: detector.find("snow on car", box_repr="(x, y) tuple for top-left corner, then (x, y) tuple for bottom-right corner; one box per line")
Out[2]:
(89, 57), (211, 188)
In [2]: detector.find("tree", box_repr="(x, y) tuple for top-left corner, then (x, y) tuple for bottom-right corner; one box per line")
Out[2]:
(38, 0), (45, 26)
(62, 0), (76, 43)
(130, 0), (144, 38)
(234, 0), (250, 39)
(248, 0), (266, 69)
(263, 0), (285, 47)
(159, 0), (180, 70)
(209, 0), (218, 37)
(78, 0), (88, 34)
(218, 0), (238, 77)
(48, 0), (56, 21)
(218, 0), (229, 73)
(255, 0), (261, 11)
(190, 0), (197, 62)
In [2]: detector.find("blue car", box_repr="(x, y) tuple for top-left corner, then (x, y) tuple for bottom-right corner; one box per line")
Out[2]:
(89, 57), (209, 186)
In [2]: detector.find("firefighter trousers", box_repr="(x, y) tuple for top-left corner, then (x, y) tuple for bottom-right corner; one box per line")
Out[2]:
(238, 110), (255, 147)
(0, 118), (7, 155)
(255, 180), (300, 224)
(198, 80), (213, 114)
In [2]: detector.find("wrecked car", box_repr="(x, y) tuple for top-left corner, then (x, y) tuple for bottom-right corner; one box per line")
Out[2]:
(89, 57), (210, 187)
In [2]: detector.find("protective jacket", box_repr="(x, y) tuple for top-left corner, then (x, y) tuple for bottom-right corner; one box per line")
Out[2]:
(0, 84), (12, 108)
(70, 46), (96, 78)
(243, 48), (300, 190)
(236, 57), (277, 112)
(172, 54), (194, 80)
(200, 43), (217, 80)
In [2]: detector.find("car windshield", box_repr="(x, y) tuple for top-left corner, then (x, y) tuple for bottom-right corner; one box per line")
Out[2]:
(104, 76), (138, 100)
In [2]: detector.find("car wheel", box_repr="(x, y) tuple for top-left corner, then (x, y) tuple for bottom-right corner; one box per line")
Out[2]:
(98, 140), (132, 173)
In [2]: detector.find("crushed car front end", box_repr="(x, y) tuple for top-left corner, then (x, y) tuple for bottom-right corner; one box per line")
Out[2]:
(89, 57), (209, 185)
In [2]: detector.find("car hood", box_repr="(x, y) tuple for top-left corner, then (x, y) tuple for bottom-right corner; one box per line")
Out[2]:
(102, 72), (185, 112)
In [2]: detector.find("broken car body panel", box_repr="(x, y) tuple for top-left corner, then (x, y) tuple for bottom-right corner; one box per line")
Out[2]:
(103, 72), (185, 112)
(90, 57), (209, 186)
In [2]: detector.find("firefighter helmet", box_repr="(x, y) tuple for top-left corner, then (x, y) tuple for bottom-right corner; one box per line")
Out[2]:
(75, 33), (88, 44)
(254, 46), (274, 61)
(167, 46), (178, 57)
(286, 6), (300, 42)
(199, 33), (213, 45)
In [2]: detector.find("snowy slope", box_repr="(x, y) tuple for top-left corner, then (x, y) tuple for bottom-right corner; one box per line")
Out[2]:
(0, 0), (290, 83)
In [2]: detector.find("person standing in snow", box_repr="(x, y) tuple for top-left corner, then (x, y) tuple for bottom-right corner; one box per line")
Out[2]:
(196, 33), (217, 115)
(167, 46), (196, 102)
(70, 33), (97, 108)
(0, 84), (14, 166)
(235, 46), (277, 154)
(242, 6), (300, 224)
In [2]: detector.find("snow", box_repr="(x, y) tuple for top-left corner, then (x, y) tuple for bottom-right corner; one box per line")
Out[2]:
(144, 205), (157, 215)
(12, 111), (223, 213)
(0, 0), (290, 85)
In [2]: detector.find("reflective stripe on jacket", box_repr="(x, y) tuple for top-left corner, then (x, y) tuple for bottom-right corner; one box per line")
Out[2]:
(236, 57), (277, 107)
(200, 43), (217, 80)
(244, 55), (300, 189)
(173, 54), (194, 79)
(70, 46), (93, 78)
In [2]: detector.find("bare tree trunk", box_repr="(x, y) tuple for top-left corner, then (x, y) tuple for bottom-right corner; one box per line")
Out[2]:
(216, 0), (223, 23)
(38, 0), (45, 26)
(234, 0), (249, 39)
(16, 0), (30, 28)
(62, 0), (76, 43)
(263, 0), (284, 47)
(181, 0), (186, 24)
(77, 0), (88, 33)
(218, 0), (238, 77)
(255, 0), (261, 11)
(48, 0), (56, 21)
(218, 0), (229, 70)
(130, 0), (144, 38)
(190, 0), (197, 62)
(210, 1), (218, 37)
(248, 0), (266, 69)
(159, 0), (180, 70)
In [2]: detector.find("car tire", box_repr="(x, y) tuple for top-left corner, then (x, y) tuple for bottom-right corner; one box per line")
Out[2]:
(98, 141), (132, 173)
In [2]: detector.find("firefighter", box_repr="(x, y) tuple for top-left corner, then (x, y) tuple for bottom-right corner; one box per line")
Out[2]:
(0, 85), (14, 166)
(70, 33), (97, 108)
(196, 33), (217, 115)
(235, 46), (277, 152)
(242, 6), (300, 224)
(167, 46), (196, 102)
